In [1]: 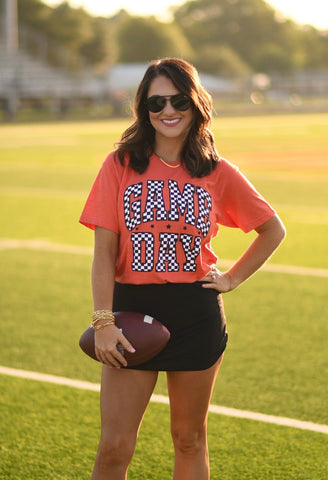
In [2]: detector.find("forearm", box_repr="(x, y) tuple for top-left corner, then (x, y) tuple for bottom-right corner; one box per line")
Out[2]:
(227, 214), (286, 290)
(91, 227), (118, 310)
(92, 258), (116, 310)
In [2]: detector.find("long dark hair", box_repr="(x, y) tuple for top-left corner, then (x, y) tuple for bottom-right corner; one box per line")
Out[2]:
(115, 58), (219, 177)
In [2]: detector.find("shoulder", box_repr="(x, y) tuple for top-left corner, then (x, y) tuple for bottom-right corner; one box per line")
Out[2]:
(215, 157), (253, 185)
(103, 149), (125, 167)
(101, 150), (131, 174)
(216, 157), (239, 174)
(205, 157), (240, 183)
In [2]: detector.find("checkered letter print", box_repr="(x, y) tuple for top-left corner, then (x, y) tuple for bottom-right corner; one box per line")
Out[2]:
(142, 180), (167, 223)
(123, 183), (142, 231)
(155, 233), (179, 272)
(196, 186), (212, 236)
(168, 180), (196, 225)
(180, 234), (201, 271)
(131, 232), (154, 271)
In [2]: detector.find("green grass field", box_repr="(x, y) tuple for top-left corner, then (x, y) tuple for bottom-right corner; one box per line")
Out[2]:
(1, 113), (328, 479)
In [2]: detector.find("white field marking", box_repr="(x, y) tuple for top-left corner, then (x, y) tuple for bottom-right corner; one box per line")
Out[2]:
(0, 366), (100, 392)
(1, 238), (328, 278)
(1, 365), (327, 435)
(218, 259), (328, 278)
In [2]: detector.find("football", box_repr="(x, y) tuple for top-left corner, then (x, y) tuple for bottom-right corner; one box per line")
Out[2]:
(79, 311), (170, 366)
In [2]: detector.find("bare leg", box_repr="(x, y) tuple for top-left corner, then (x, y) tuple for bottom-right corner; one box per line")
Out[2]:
(91, 366), (158, 480)
(167, 356), (223, 480)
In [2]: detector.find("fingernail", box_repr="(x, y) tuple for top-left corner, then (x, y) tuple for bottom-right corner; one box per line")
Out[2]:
(130, 348), (136, 353)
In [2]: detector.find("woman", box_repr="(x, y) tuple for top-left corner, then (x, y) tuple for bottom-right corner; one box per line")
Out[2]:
(80, 57), (286, 480)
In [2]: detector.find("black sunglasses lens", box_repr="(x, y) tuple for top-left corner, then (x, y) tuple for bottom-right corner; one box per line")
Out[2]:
(146, 96), (166, 113)
(146, 94), (191, 113)
(171, 94), (191, 111)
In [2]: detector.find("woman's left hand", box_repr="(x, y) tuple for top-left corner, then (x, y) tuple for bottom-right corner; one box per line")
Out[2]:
(201, 267), (232, 293)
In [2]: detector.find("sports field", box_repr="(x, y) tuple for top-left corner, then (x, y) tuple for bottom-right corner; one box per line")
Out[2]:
(1, 113), (327, 479)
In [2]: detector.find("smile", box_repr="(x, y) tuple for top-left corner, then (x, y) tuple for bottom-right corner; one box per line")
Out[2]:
(162, 118), (181, 126)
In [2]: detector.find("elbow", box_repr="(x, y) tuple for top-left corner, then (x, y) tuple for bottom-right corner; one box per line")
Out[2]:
(273, 216), (287, 248)
(277, 216), (287, 240)
(281, 223), (287, 242)
(256, 214), (286, 248)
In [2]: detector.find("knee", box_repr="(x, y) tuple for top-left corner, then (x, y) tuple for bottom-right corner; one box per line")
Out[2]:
(96, 435), (135, 470)
(171, 426), (206, 457)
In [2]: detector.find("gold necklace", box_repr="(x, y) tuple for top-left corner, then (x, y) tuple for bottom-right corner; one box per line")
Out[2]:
(157, 154), (181, 168)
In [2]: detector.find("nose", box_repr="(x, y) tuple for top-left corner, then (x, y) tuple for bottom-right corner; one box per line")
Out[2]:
(163, 97), (176, 113)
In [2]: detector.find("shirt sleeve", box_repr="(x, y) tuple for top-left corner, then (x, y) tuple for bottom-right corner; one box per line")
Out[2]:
(215, 158), (275, 233)
(79, 151), (121, 233)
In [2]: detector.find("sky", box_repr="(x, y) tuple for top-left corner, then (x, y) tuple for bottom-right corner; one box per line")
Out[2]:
(43, 0), (328, 30)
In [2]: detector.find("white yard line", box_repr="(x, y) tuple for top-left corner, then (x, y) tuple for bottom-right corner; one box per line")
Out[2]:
(1, 365), (327, 435)
(218, 260), (328, 278)
(1, 238), (328, 278)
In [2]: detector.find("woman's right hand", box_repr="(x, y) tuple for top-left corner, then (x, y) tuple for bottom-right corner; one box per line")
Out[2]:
(94, 325), (135, 368)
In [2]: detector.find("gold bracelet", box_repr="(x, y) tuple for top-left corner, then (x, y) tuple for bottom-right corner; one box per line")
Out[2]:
(92, 310), (115, 325)
(92, 319), (115, 331)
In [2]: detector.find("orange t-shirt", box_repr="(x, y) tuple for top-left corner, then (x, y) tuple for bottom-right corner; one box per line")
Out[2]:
(80, 152), (275, 284)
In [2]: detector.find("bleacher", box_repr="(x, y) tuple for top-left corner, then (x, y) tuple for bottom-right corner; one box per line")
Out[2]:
(1, 48), (72, 98)
(0, 41), (105, 102)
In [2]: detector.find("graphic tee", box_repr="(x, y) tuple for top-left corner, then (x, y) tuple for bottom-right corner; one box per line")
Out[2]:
(80, 152), (275, 284)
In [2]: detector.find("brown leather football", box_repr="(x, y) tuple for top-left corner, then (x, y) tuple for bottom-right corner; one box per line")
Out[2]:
(79, 311), (170, 366)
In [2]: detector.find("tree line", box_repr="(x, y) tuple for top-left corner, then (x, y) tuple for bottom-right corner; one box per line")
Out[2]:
(9, 0), (328, 76)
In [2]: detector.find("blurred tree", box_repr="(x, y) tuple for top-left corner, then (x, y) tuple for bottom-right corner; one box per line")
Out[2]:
(79, 17), (116, 70)
(17, 0), (51, 33)
(194, 43), (250, 77)
(253, 43), (293, 73)
(299, 27), (328, 69)
(47, 3), (93, 51)
(115, 15), (192, 63)
(15, 0), (115, 69)
(174, 0), (281, 65)
(173, 0), (327, 73)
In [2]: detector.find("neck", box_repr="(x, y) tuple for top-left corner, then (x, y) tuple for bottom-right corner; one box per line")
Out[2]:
(156, 154), (180, 164)
(154, 138), (182, 164)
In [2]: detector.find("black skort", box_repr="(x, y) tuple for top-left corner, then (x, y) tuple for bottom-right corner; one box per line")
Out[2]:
(113, 281), (228, 371)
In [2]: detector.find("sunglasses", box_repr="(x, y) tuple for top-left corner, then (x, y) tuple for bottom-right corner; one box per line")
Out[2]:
(146, 94), (192, 113)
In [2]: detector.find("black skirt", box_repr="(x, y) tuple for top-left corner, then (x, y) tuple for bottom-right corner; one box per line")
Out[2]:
(113, 281), (228, 371)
